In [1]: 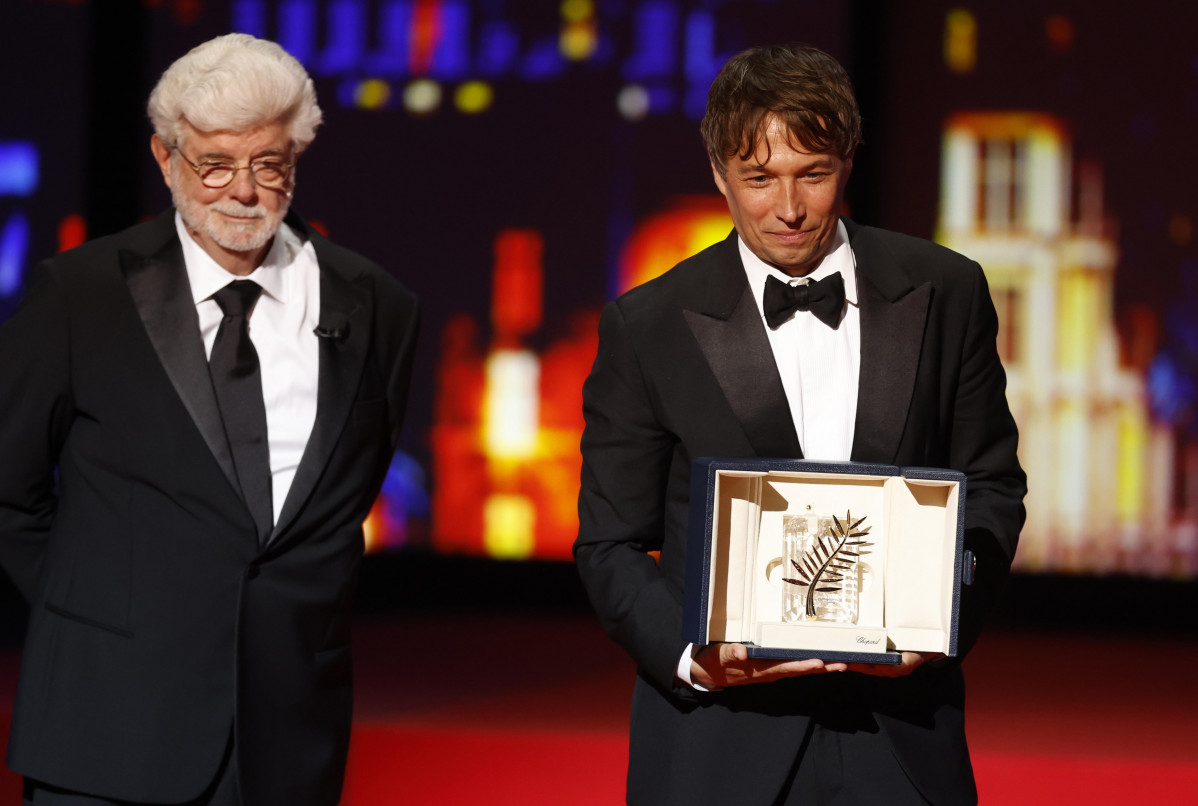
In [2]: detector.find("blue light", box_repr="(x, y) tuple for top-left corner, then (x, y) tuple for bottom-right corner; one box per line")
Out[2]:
(319, 0), (366, 74)
(0, 143), (38, 197)
(1147, 354), (1195, 425)
(278, 0), (318, 66)
(647, 84), (677, 113)
(589, 32), (617, 67)
(429, 0), (472, 80)
(522, 36), (565, 81)
(477, 21), (519, 76)
(684, 9), (717, 79)
(0, 213), (29, 299)
(336, 79), (359, 109)
(381, 450), (430, 522)
(365, 1), (413, 75)
(683, 84), (708, 120)
(231, 0), (268, 38)
(624, 0), (678, 80)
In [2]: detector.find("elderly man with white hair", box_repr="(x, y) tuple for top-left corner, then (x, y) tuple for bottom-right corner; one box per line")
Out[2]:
(0, 34), (419, 805)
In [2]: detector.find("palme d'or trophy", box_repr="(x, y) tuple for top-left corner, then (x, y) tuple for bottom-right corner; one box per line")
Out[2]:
(781, 510), (871, 624)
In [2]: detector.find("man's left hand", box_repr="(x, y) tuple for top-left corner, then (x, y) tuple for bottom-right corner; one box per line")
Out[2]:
(845, 651), (942, 678)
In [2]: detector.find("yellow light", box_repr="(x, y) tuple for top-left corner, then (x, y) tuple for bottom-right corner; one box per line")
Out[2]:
(355, 79), (392, 110)
(403, 79), (442, 115)
(1116, 404), (1146, 525)
(686, 217), (733, 260)
(560, 22), (598, 60)
(561, 0), (593, 23)
(454, 80), (494, 114)
(1057, 270), (1098, 371)
(484, 494), (536, 559)
(482, 349), (540, 459)
(945, 9), (977, 74)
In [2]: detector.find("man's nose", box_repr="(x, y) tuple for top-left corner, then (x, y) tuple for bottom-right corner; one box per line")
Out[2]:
(776, 182), (805, 223)
(225, 168), (259, 203)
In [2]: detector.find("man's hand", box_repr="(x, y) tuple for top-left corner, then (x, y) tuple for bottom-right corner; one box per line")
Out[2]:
(845, 651), (942, 678)
(690, 642), (848, 690)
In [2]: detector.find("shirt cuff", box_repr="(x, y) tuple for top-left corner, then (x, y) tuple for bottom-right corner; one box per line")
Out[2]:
(675, 643), (714, 692)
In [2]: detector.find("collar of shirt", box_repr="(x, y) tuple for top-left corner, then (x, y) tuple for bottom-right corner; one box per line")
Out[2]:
(174, 211), (305, 308)
(740, 218), (858, 320)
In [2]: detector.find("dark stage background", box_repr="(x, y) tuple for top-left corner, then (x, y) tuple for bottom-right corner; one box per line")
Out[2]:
(1, 4), (1197, 804)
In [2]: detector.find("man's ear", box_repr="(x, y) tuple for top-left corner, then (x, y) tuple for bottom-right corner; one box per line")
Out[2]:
(710, 159), (729, 197)
(150, 134), (173, 189)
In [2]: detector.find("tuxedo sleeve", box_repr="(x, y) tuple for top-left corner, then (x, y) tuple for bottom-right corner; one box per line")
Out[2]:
(950, 262), (1026, 654)
(0, 261), (76, 601)
(382, 292), (420, 450)
(575, 300), (687, 691)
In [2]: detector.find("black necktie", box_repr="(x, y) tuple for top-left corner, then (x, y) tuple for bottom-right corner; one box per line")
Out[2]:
(209, 280), (273, 544)
(763, 272), (846, 330)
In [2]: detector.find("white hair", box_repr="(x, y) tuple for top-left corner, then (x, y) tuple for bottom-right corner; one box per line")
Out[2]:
(147, 33), (322, 151)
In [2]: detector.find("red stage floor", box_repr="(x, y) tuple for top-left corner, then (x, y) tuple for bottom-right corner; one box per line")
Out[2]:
(1, 612), (1196, 804)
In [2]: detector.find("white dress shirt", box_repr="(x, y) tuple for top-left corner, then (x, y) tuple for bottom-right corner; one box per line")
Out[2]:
(176, 213), (321, 526)
(677, 220), (862, 688)
(740, 220), (861, 461)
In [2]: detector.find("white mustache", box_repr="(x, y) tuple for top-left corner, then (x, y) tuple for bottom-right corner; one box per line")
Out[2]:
(208, 204), (267, 220)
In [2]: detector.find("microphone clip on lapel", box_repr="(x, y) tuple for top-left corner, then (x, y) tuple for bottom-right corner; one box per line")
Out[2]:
(314, 313), (350, 341)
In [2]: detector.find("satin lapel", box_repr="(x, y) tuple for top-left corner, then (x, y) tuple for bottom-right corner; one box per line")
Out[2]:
(848, 224), (932, 464)
(271, 258), (374, 541)
(683, 235), (802, 459)
(120, 239), (239, 492)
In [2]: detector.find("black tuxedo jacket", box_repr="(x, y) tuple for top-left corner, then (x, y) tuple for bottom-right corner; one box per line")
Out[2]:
(0, 210), (419, 805)
(576, 221), (1025, 805)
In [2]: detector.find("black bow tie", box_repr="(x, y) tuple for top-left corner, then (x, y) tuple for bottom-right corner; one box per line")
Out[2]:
(763, 272), (846, 330)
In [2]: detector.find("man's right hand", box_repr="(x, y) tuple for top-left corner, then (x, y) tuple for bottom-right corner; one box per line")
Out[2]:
(690, 642), (848, 690)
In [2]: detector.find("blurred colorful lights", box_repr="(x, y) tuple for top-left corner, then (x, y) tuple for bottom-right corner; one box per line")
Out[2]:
(945, 9), (977, 74)
(616, 84), (650, 121)
(403, 79), (443, 114)
(0, 142), (38, 197)
(232, 0), (724, 119)
(355, 79), (392, 110)
(454, 80), (493, 113)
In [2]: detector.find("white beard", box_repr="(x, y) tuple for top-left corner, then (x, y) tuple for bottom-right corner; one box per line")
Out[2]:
(170, 162), (290, 255)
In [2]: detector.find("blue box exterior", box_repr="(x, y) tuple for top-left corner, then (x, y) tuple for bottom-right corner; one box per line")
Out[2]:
(683, 458), (967, 664)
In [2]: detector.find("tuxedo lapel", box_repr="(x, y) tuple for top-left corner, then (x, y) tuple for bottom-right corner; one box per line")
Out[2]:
(270, 238), (374, 542)
(120, 231), (240, 494)
(682, 233), (802, 459)
(846, 222), (931, 464)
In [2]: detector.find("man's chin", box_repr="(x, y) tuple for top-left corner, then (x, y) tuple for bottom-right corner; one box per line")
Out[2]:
(211, 231), (273, 253)
(208, 216), (283, 254)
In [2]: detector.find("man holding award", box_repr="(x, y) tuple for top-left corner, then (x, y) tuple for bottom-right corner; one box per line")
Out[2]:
(575, 44), (1025, 804)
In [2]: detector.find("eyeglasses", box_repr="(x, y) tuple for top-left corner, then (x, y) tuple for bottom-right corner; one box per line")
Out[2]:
(173, 147), (294, 190)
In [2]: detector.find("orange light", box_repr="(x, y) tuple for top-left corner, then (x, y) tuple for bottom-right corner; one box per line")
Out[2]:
(362, 500), (384, 553)
(1045, 15), (1074, 53)
(618, 197), (732, 293)
(1168, 213), (1192, 246)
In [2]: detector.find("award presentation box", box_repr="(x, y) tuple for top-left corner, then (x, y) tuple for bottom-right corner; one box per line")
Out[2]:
(683, 458), (973, 665)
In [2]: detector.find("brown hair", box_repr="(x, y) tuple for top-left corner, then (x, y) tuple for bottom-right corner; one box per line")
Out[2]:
(701, 44), (862, 175)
